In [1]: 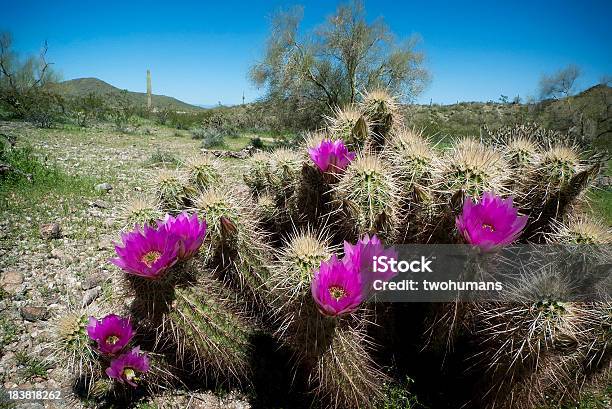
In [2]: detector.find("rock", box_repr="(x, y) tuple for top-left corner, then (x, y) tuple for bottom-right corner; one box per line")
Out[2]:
(82, 272), (106, 290)
(20, 306), (48, 321)
(90, 199), (109, 209)
(96, 238), (112, 250)
(0, 271), (24, 293)
(39, 223), (61, 240)
(95, 182), (113, 192)
(49, 248), (64, 259)
(82, 286), (101, 306)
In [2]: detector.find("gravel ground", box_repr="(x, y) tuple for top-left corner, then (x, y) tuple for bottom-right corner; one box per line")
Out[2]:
(0, 121), (249, 408)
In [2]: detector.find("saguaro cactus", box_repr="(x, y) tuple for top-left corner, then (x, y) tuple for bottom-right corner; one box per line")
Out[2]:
(146, 69), (152, 110)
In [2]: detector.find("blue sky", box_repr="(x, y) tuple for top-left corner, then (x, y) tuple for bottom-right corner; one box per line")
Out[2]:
(2, 0), (610, 105)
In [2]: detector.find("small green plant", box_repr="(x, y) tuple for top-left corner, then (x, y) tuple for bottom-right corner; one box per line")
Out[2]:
(380, 377), (421, 409)
(146, 149), (180, 167)
(192, 127), (226, 149)
(15, 351), (52, 381)
(250, 136), (264, 149)
(0, 317), (20, 353)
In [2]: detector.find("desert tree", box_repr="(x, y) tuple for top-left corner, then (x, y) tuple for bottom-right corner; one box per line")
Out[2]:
(0, 31), (62, 126)
(249, 0), (429, 129)
(538, 64), (581, 101)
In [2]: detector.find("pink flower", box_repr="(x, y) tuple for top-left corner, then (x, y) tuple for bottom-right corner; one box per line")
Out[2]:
(105, 347), (150, 387)
(308, 139), (356, 173)
(342, 234), (399, 292)
(86, 314), (134, 355)
(157, 212), (207, 260)
(110, 224), (180, 279)
(456, 192), (528, 251)
(311, 255), (363, 316)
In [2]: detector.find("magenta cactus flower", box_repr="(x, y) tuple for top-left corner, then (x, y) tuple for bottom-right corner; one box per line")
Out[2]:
(311, 255), (363, 316)
(308, 139), (356, 174)
(86, 314), (134, 355)
(343, 234), (399, 291)
(105, 346), (150, 387)
(456, 191), (528, 251)
(110, 224), (180, 279)
(158, 212), (207, 260)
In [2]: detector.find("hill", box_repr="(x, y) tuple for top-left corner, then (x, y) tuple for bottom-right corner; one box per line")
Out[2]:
(53, 78), (203, 111)
(404, 84), (611, 150)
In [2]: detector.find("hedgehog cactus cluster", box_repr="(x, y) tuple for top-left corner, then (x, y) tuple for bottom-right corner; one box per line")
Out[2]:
(49, 89), (609, 408)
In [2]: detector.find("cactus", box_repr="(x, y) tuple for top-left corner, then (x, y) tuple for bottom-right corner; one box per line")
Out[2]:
(333, 153), (400, 241)
(267, 148), (303, 219)
(360, 88), (401, 149)
(153, 169), (192, 212)
(243, 151), (273, 195)
(386, 127), (437, 192)
(146, 69), (152, 110)
(326, 106), (370, 148)
(255, 193), (277, 223)
(50, 306), (179, 401)
(184, 154), (221, 192)
(434, 138), (507, 200)
(517, 145), (600, 239)
(120, 194), (163, 230)
(124, 265), (255, 383)
(161, 281), (253, 380)
(191, 186), (271, 302)
(243, 149), (303, 228)
(465, 246), (611, 409)
(497, 137), (540, 191)
(50, 306), (102, 390)
(550, 215), (612, 245)
(269, 231), (387, 408)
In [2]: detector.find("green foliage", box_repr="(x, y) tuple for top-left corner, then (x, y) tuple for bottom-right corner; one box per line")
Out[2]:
(0, 316), (20, 354)
(0, 31), (62, 126)
(110, 89), (138, 132)
(69, 92), (107, 127)
(0, 143), (97, 210)
(15, 351), (52, 380)
(250, 0), (429, 130)
(380, 378), (421, 409)
(193, 127), (226, 149)
(589, 189), (612, 225)
(146, 149), (181, 167)
(250, 136), (264, 149)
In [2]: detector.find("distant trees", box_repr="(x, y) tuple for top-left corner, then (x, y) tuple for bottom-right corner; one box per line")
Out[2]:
(250, 0), (429, 129)
(538, 64), (581, 101)
(0, 31), (64, 126)
(536, 65), (611, 149)
(69, 92), (107, 127)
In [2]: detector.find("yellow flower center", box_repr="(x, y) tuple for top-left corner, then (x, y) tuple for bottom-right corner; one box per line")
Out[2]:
(106, 335), (119, 345)
(328, 285), (347, 301)
(123, 367), (137, 381)
(482, 223), (495, 232)
(141, 251), (162, 267)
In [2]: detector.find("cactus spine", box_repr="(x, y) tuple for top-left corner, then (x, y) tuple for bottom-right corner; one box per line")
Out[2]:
(269, 231), (387, 408)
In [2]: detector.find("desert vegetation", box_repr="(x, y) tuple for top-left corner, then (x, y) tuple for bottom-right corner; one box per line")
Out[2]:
(0, 1), (610, 408)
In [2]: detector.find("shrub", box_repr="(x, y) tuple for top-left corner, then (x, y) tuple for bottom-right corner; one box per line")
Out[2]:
(69, 92), (107, 127)
(250, 136), (264, 149)
(192, 127), (226, 149)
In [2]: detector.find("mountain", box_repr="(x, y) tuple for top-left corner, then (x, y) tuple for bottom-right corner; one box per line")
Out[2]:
(53, 78), (203, 111)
